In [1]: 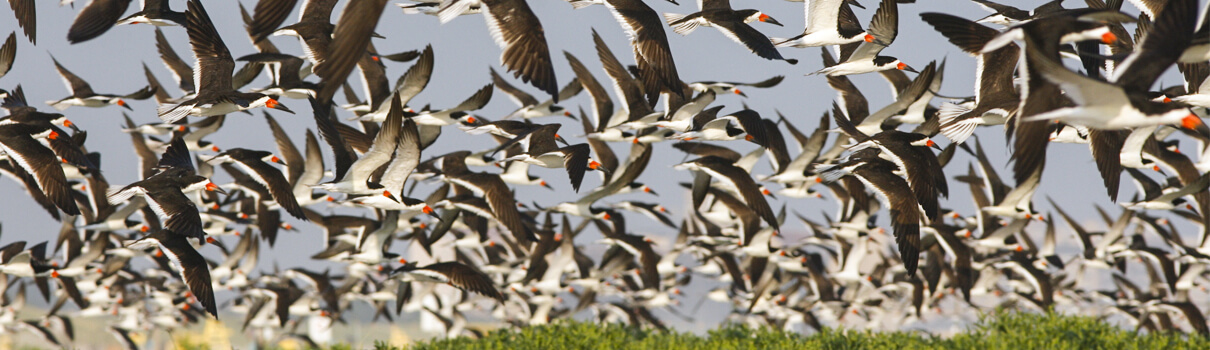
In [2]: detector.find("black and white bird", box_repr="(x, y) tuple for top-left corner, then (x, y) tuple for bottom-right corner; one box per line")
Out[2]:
(495, 124), (607, 192)
(810, 0), (913, 76)
(108, 138), (223, 239)
(115, 0), (187, 26)
(46, 56), (154, 111)
(772, 0), (872, 48)
(490, 68), (580, 120)
(674, 156), (779, 232)
(1019, 5), (1205, 133)
(816, 149), (925, 276)
(206, 148), (307, 220)
(393, 261), (504, 302)
(663, 0), (795, 63)
(922, 12), (1021, 144)
(0, 123), (80, 216)
(125, 229), (217, 317)
(834, 103), (947, 221)
(158, 0), (294, 123)
(236, 53), (318, 100)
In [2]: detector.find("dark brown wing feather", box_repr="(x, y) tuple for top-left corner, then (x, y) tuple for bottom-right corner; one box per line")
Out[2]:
(9, 0), (35, 44)
(593, 29), (653, 119)
(186, 0), (235, 97)
(609, 0), (682, 102)
(853, 160), (922, 276)
(314, 0), (388, 103)
(0, 160), (60, 220)
(244, 159), (306, 220)
(1088, 129), (1125, 202)
(311, 99), (357, 180)
(156, 231), (217, 317)
(66, 0), (132, 44)
(424, 262), (504, 301)
(0, 33), (15, 79)
(560, 144), (591, 192)
(50, 57), (94, 98)
(250, 0), (299, 42)
(265, 114), (304, 185)
(0, 129), (80, 216)
(483, 0), (559, 100)
(699, 158), (778, 231)
(490, 67), (538, 107)
(561, 52), (609, 124)
(155, 28), (196, 93)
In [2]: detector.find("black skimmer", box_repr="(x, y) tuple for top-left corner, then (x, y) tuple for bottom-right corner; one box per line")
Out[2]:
(596, 230), (664, 291)
(490, 68), (580, 120)
(346, 118), (437, 217)
(236, 53), (318, 100)
(441, 173), (536, 243)
(610, 201), (674, 227)
(495, 123), (606, 192)
(316, 94), (407, 195)
(46, 56), (154, 111)
(264, 114), (329, 206)
(158, 0), (294, 123)
(498, 160), (556, 190)
(601, 0), (685, 103)
(663, 0), (796, 63)
(406, 84), (493, 127)
(206, 148), (307, 220)
(355, 44), (434, 121)
(1124, 170), (1210, 211)
(810, 0), (913, 76)
(921, 13), (1021, 144)
(673, 109), (768, 145)
(65, 0), (133, 44)
(126, 229), (217, 317)
(816, 150), (925, 276)
(116, 0), (186, 27)
(107, 166), (222, 240)
(393, 261), (504, 301)
(248, 0), (301, 42)
(461, 119), (534, 140)
(2, 86), (97, 171)
(674, 156), (779, 232)
(687, 76), (784, 97)
(1021, 10), (1205, 133)
(971, 0), (1066, 26)
(312, 0), (389, 102)
(269, 0), (337, 69)
(108, 137), (224, 239)
(0, 123), (80, 216)
(833, 108), (947, 221)
(772, 0), (871, 48)
(584, 29), (662, 134)
(398, 0), (482, 19)
(848, 61), (939, 136)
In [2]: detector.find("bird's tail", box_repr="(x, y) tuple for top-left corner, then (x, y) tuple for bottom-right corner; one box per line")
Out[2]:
(663, 13), (699, 35)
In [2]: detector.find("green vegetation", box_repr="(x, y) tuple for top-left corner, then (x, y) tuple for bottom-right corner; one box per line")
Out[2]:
(393, 312), (1208, 350)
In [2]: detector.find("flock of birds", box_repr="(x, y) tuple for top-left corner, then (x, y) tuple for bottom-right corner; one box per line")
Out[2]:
(2, 0), (1210, 347)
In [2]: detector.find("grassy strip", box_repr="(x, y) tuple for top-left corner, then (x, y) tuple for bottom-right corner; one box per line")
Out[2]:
(394, 312), (1209, 350)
